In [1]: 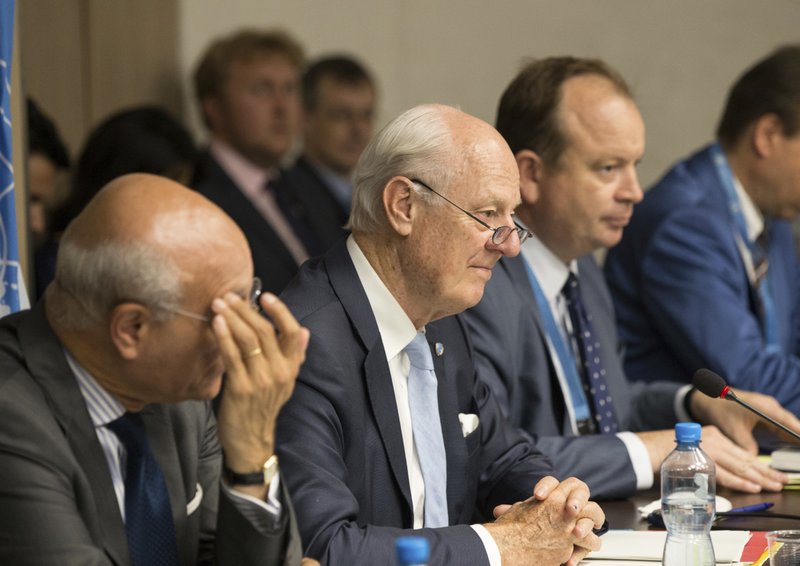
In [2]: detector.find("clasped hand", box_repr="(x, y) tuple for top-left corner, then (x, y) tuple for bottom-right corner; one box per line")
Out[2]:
(486, 476), (605, 566)
(212, 291), (309, 480)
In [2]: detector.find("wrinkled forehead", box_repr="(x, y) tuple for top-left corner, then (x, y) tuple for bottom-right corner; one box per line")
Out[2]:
(448, 133), (520, 207)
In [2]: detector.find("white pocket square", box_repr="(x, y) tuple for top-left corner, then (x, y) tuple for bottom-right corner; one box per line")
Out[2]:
(458, 413), (479, 437)
(186, 482), (203, 515)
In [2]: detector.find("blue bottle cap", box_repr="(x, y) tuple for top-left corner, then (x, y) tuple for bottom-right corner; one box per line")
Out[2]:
(675, 422), (702, 443)
(396, 536), (429, 564)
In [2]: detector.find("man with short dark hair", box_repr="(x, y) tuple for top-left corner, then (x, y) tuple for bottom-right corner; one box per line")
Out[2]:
(193, 29), (326, 294)
(464, 56), (798, 500)
(283, 55), (376, 251)
(0, 174), (310, 565)
(276, 103), (605, 566)
(605, 45), (800, 414)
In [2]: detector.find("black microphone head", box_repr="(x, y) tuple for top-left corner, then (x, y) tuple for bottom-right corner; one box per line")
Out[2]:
(693, 368), (728, 398)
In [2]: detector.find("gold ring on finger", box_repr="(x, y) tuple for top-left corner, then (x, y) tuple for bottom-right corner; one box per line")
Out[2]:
(245, 347), (263, 358)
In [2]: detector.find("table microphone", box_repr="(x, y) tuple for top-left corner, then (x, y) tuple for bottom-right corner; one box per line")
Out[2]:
(692, 368), (800, 442)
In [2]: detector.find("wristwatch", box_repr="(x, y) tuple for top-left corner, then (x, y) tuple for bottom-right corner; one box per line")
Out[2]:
(223, 454), (279, 486)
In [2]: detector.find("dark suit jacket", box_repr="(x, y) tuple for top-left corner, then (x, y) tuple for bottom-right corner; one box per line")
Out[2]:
(276, 239), (554, 565)
(464, 254), (683, 499)
(194, 151), (338, 295)
(282, 156), (349, 252)
(0, 301), (301, 565)
(604, 143), (800, 413)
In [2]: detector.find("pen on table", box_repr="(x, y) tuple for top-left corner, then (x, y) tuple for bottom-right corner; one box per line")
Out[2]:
(727, 502), (774, 513)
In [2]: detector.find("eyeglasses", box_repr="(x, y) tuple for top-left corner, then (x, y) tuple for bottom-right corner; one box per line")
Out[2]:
(410, 179), (531, 246)
(166, 277), (263, 322)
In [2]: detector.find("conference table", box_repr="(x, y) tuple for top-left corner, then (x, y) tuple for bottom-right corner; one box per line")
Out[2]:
(601, 486), (800, 531)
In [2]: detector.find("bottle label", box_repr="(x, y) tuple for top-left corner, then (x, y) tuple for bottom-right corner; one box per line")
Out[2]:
(693, 472), (710, 500)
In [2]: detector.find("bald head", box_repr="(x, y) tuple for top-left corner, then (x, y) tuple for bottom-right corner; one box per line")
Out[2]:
(49, 173), (252, 329)
(69, 173), (247, 260)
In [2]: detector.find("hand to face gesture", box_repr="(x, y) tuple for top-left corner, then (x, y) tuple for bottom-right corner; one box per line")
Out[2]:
(212, 291), (309, 479)
(486, 476), (605, 566)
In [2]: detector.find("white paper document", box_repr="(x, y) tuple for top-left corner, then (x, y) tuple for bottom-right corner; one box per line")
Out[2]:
(580, 530), (751, 564)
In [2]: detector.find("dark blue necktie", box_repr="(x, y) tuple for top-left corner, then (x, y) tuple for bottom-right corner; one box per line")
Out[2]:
(107, 413), (179, 566)
(562, 273), (619, 434)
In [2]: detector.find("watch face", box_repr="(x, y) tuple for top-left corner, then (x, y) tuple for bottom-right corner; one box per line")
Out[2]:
(263, 455), (279, 485)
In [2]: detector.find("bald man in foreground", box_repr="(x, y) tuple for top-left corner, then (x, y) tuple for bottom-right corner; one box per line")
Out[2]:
(0, 174), (312, 565)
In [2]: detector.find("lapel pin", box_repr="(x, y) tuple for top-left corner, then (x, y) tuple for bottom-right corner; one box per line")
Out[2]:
(435, 342), (444, 357)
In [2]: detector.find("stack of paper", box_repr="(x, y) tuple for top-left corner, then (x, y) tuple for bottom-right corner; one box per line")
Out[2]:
(579, 530), (752, 565)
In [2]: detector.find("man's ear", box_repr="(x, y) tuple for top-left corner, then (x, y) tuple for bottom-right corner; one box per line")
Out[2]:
(516, 149), (543, 205)
(109, 303), (153, 360)
(383, 177), (415, 236)
(752, 113), (784, 159)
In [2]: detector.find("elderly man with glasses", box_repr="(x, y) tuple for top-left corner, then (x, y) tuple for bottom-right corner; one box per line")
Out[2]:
(0, 173), (315, 565)
(275, 104), (605, 566)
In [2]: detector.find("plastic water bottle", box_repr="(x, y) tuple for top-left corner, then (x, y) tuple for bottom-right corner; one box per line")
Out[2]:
(661, 422), (716, 565)
(396, 536), (429, 566)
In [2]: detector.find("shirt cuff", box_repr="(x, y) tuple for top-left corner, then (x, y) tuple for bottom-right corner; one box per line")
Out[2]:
(616, 431), (654, 490)
(674, 384), (694, 422)
(471, 524), (501, 566)
(221, 472), (283, 532)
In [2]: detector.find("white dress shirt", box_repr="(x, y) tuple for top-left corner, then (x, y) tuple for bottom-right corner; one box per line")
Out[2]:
(346, 236), (501, 566)
(67, 351), (282, 528)
(520, 231), (656, 490)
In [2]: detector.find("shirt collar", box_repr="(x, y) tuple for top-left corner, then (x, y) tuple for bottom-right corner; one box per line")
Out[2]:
(519, 224), (578, 301)
(733, 174), (765, 242)
(346, 235), (418, 361)
(66, 349), (126, 427)
(210, 138), (278, 198)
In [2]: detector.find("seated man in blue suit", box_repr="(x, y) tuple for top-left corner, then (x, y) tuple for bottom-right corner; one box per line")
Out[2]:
(605, 45), (800, 414)
(276, 104), (605, 566)
(465, 57), (798, 500)
(0, 174), (312, 564)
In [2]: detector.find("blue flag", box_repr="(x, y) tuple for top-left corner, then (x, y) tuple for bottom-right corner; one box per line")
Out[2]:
(0, 0), (28, 317)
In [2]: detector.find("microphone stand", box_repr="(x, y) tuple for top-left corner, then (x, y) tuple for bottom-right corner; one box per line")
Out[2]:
(724, 389), (800, 443)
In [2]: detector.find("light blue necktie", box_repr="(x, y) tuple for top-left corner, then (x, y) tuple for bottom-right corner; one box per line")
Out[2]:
(404, 332), (449, 528)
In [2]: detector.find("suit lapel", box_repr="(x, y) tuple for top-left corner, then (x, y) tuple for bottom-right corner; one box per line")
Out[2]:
(19, 303), (129, 565)
(325, 242), (413, 512)
(198, 153), (299, 275)
(503, 255), (571, 433)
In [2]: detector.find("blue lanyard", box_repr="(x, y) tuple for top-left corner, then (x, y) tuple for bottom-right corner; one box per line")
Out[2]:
(710, 142), (779, 350)
(522, 260), (591, 421)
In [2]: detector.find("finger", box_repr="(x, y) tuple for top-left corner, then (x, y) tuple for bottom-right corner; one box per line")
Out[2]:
(573, 528), (602, 553)
(213, 294), (270, 355)
(532, 475), (561, 500)
(576, 501), (605, 528)
(553, 477), (590, 516)
(211, 312), (247, 380)
(714, 440), (784, 492)
(260, 292), (309, 363)
(492, 504), (512, 519)
(565, 547), (591, 566)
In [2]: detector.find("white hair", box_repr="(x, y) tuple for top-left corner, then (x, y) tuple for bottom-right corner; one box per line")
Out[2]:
(347, 104), (460, 233)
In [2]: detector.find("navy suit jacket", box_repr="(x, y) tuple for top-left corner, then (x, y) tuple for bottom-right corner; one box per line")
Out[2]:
(0, 301), (301, 565)
(282, 156), (350, 252)
(605, 143), (800, 413)
(276, 239), (554, 565)
(464, 254), (683, 499)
